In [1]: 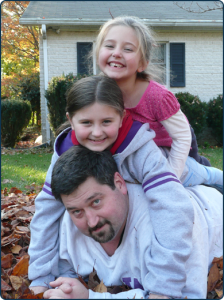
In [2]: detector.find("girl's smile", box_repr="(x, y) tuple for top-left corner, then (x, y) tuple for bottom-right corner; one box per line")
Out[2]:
(67, 102), (124, 152)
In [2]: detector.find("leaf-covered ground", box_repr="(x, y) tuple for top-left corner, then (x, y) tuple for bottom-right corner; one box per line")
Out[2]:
(1, 187), (223, 299)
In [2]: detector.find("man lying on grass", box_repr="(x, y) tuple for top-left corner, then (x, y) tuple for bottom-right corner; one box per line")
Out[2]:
(43, 147), (223, 299)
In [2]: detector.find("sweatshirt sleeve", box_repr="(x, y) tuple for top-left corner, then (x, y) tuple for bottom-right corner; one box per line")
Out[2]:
(28, 153), (65, 287)
(89, 289), (148, 299)
(160, 109), (192, 179)
(116, 127), (194, 298)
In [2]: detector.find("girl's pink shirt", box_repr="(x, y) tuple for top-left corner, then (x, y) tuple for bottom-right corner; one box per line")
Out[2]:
(127, 80), (180, 147)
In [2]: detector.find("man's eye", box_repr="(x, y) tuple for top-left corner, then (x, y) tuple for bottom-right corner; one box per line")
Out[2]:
(93, 199), (100, 205)
(73, 210), (82, 216)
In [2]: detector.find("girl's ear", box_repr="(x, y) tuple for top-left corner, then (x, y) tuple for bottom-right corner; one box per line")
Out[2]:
(119, 110), (126, 128)
(137, 60), (149, 73)
(66, 112), (74, 130)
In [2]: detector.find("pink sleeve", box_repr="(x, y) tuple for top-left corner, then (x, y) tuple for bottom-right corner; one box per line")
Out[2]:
(154, 90), (180, 122)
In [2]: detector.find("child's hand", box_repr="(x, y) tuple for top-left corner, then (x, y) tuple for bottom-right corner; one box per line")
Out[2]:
(29, 286), (48, 295)
(43, 277), (89, 299)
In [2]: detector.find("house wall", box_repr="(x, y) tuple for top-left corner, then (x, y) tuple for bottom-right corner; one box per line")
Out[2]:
(40, 29), (222, 143)
(39, 31), (96, 142)
(157, 30), (223, 102)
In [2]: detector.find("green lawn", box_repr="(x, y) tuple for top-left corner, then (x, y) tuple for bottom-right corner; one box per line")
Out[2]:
(1, 147), (223, 192)
(198, 147), (223, 170)
(1, 150), (52, 192)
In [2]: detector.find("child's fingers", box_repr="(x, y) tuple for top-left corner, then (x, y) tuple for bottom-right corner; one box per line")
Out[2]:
(49, 277), (70, 287)
(58, 283), (73, 294)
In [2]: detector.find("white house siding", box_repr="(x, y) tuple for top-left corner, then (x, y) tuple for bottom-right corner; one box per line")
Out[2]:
(40, 29), (223, 143)
(157, 30), (223, 102)
(39, 31), (97, 142)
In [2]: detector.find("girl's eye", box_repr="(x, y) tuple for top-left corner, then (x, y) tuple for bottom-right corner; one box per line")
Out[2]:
(103, 120), (112, 124)
(125, 48), (133, 52)
(105, 44), (113, 49)
(81, 121), (91, 125)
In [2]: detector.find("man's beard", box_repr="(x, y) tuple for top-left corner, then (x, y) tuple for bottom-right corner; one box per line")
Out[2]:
(88, 220), (115, 243)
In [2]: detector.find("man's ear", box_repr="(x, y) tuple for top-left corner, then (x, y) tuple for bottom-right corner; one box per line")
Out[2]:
(114, 172), (127, 195)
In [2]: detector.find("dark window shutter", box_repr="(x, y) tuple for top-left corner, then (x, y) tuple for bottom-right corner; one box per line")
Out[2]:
(77, 42), (93, 75)
(170, 43), (185, 87)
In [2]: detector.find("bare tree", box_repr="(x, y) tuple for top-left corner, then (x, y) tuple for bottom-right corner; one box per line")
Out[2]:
(173, 1), (223, 13)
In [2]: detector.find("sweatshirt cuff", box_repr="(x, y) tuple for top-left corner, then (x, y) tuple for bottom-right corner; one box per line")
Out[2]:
(89, 290), (106, 299)
(29, 274), (55, 288)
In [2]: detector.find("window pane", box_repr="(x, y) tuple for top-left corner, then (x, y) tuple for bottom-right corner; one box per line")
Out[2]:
(151, 43), (166, 84)
(151, 44), (165, 64)
(77, 43), (93, 75)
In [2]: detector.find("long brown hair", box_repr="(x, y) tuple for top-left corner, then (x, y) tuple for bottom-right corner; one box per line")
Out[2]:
(56, 75), (124, 135)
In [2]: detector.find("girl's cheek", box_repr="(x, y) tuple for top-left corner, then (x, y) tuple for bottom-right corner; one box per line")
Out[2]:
(76, 127), (89, 139)
(110, 126), (120, 139)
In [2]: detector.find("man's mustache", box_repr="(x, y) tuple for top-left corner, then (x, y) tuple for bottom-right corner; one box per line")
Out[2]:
(89, 220), (110, 234)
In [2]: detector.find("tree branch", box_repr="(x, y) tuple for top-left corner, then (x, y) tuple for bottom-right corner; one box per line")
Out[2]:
(173, 1), (223, 13)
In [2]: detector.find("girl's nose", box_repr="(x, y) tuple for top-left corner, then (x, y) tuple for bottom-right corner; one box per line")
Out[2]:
(112, 47), (122, 58)
(92, 125), (103, 137)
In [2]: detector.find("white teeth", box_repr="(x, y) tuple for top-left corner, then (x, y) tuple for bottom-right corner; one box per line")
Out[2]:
(109, 63), (123, 68)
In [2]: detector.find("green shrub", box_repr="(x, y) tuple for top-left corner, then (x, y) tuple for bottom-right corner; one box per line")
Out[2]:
(17, 72), (40, 125)
(206, 95), (223, 146)
(1, 99), (32, 147)
(45, 73), (88, 135)
(175, 92), (207, 136)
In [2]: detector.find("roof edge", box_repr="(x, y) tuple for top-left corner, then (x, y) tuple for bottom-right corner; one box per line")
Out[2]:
(19, 18), (223, 27)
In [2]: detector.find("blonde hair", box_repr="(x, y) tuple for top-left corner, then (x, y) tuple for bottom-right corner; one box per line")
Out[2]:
(94, 16), (165, 83)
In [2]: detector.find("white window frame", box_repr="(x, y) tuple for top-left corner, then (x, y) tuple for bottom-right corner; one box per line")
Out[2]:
(152, 42), (169, 87)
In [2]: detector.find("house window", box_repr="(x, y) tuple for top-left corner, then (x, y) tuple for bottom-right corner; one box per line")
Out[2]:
(170, 43), (185, 87)
(151, 43), (167, 85)
(77, 42), (93, 75)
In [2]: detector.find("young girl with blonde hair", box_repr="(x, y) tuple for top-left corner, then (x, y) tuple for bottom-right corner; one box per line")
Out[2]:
(94, 16), (220, 185)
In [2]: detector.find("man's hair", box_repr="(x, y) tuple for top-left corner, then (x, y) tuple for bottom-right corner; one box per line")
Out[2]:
(51, 146), (119, 201)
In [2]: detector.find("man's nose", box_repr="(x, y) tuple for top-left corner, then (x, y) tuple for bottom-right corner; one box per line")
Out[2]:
(86, 211), (99, 228)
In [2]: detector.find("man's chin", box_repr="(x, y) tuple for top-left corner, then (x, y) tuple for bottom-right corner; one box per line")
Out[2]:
(90, 229), (115, 243)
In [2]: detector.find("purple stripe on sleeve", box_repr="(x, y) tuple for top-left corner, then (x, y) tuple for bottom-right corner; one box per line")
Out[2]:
(42, 187), (53, 196)
(115, 121), (143, 154)
(44, 182), (51, 188)
(142, 172), (177, 188)
(56, 129), (74, 156)
(144, 178), (180, 193)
